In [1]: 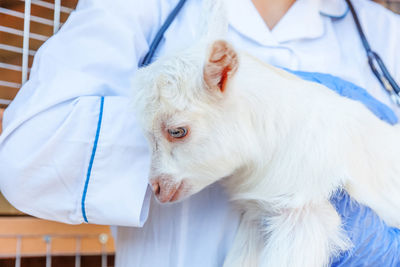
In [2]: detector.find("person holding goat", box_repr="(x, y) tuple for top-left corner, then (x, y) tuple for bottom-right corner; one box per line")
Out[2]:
(1, 0), (399, 266)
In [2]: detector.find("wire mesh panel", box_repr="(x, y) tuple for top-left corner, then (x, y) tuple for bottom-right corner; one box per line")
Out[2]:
(0, 0), (78, 108)
(0, 0), (79, 216)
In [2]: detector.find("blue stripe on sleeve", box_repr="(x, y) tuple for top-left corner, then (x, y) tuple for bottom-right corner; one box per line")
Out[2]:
(81, 96), (105, 223)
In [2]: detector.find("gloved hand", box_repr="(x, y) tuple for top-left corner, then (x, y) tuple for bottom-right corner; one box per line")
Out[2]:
(289, 70), (400, 266)
(330, 190), (400, 266)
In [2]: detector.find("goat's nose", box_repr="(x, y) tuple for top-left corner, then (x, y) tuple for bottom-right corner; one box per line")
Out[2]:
(150, 175), (181, 203)
(151, 180), (161, 196)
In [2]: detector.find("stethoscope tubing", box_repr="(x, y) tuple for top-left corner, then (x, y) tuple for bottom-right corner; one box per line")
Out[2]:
(346, 0), (400, 99)
(139, 0), (187, 67)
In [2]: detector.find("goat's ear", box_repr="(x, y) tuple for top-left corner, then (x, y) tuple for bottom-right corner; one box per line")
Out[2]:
(204, 40), (238, 93)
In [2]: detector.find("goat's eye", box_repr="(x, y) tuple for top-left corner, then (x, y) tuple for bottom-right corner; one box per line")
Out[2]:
(167, 127), (188, 138)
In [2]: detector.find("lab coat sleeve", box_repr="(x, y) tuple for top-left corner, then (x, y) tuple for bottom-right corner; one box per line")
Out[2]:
(0, 0), (166, 226)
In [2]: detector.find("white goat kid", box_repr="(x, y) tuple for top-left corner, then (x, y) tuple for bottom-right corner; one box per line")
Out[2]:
(133, 40), (400, 267)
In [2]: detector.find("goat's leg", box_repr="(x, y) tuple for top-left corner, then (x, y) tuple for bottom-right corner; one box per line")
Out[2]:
(223, 212), (264, 267)
(259, 201), (351, 267)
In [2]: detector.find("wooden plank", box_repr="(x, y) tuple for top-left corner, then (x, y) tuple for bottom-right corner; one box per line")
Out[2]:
(40, 0), (79, 9)
(0, 10), (54, 36)
(0, 85), (20, 101)
(0, 30), (45, 51)
(0, 67), (22, 84)
(7, 2), (72, 23)
(0, 48), (34, 67)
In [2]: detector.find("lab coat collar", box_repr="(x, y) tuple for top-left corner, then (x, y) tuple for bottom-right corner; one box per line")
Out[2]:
(319, 0), (349, 18)
(227, 0), (349, 45)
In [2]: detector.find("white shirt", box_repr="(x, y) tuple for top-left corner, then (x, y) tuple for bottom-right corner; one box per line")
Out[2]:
(0, 0), (399, 266)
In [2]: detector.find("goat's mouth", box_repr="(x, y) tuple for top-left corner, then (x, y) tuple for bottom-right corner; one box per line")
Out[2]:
(151, 179), (190, 203)
(170, 182), (186, 202)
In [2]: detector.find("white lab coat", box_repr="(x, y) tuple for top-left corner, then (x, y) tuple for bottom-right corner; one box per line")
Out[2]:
(0, 0), (399, 266)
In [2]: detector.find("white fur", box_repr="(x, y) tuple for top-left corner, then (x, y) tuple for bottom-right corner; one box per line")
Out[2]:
(132, 40), (400, 266)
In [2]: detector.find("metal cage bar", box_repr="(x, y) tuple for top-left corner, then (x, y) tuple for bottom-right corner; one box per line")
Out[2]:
(53, 0), (61, 34)
(21, 0), (32, 85)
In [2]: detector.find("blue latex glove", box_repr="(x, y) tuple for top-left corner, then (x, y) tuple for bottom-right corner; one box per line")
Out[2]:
(330, 190), (400, 266)
(290, 71), (398, 125)
(289, 70), (400, 266)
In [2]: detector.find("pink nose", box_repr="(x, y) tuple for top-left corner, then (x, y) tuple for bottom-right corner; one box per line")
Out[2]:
(150, 175), (183, 203)
(152, 181), (161, 196)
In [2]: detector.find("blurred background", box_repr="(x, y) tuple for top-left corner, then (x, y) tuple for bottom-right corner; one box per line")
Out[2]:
(0, 0), (399, 266)
(376, 0), (400, 11)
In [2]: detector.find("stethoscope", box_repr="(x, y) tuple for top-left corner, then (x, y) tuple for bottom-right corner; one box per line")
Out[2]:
(345, 0), (400, 106)
(140, 0), (400, 107)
